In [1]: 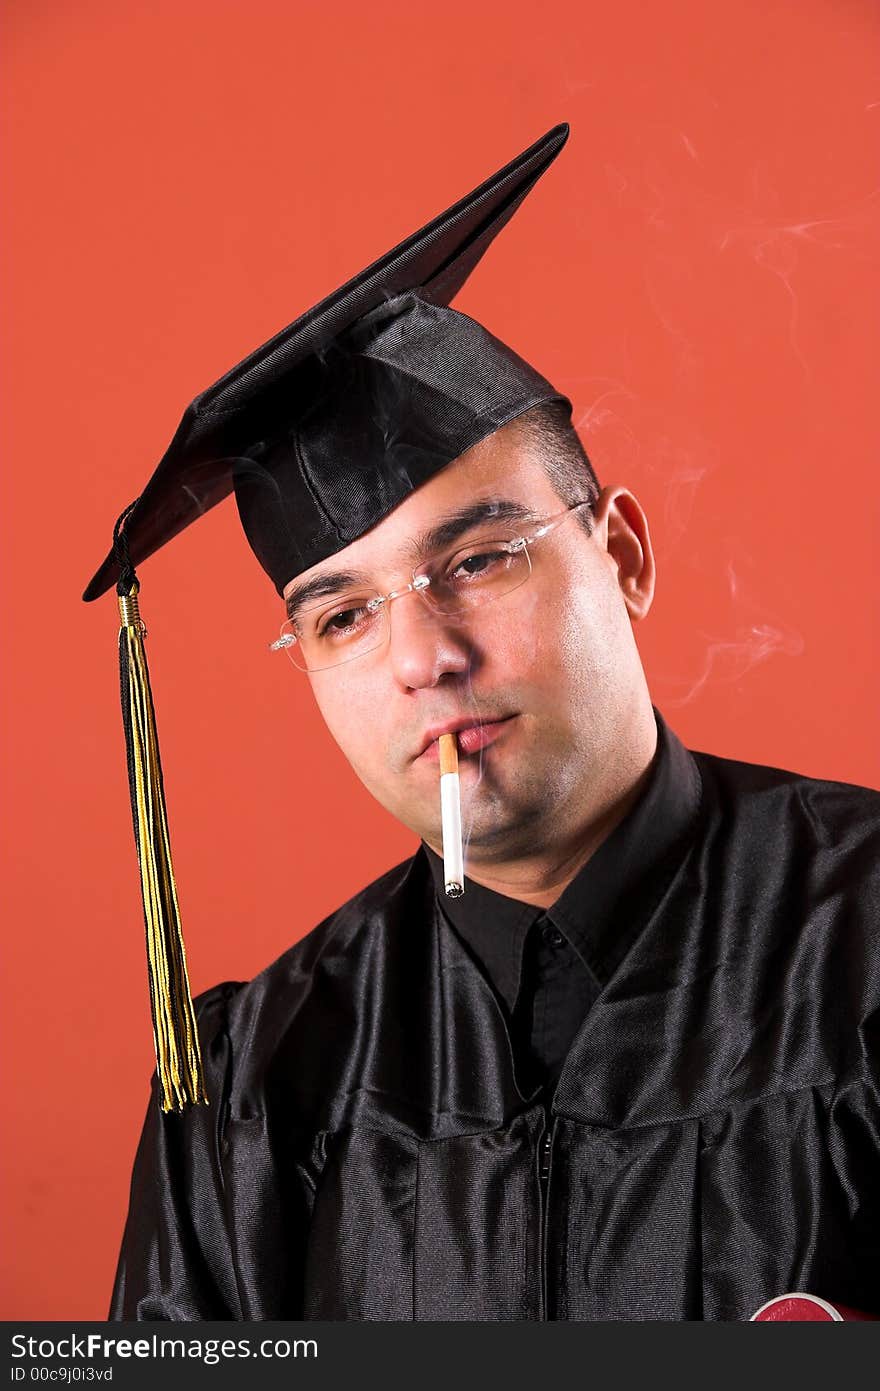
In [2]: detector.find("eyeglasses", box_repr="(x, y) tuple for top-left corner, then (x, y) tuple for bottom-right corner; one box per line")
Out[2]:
(270, 500), (595, 672)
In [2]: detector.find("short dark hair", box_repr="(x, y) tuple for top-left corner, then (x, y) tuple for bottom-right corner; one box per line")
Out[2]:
(516, 399), (601, 530)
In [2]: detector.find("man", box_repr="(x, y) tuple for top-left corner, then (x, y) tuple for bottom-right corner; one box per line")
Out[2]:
(88, 126), (879, 1321)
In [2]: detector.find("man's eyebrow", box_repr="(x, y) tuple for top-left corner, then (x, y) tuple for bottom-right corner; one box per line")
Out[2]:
(406, 499), (538, 560)
(285, 570), (373, 621)
(284, 499), (537, 620)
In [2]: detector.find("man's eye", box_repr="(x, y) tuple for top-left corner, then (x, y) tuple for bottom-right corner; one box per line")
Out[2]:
(318, 606), (369, 638)
(449, 549), (507, 581)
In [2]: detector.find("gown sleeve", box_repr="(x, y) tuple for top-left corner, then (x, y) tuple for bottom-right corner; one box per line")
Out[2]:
(108, 982), (244, 1320)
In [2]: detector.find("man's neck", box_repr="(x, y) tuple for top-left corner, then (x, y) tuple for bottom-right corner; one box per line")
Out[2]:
(433, 714), (659, 910)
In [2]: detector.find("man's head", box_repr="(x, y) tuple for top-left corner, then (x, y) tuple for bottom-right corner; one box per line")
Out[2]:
(282, 406), (657, 866)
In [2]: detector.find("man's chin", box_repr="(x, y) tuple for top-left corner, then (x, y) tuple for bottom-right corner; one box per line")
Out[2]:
(389, 755), (572, 856)
(458, 798), (554, 861)
(401, 798), (546, 863)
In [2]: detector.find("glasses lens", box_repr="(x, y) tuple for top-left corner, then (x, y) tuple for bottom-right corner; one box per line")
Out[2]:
(421, 538), (532, 615)
(279, 592), (388, 672)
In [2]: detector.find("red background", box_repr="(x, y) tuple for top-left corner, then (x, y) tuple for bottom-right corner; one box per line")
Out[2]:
(2, 0), (878, 1318)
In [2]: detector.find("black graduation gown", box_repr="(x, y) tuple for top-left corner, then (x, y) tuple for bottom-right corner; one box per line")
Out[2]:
(109, 734), (880, 1321)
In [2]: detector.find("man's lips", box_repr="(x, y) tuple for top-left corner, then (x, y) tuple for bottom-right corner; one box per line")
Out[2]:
(417, 716), (516, 761)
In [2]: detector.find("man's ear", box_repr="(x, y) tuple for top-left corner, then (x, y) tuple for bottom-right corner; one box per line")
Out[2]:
(590, 485), (656, 621)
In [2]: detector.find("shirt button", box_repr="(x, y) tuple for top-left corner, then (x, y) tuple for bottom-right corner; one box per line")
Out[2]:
(542, 925), (565, 948)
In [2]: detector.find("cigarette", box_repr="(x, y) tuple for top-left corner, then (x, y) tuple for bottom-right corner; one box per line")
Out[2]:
(438, 734), (464, 898)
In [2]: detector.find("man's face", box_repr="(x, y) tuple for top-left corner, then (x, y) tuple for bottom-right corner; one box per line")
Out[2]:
(283, 418), (655, 865)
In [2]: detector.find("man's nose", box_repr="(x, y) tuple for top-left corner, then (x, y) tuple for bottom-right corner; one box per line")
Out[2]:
(386, 592), (476, 690)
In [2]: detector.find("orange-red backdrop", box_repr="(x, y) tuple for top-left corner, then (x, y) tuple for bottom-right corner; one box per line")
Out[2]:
(2, 0), (878, 1319)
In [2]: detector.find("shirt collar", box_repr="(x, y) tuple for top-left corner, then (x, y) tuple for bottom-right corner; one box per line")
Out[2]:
(425, 846), (542, 1010)
(423, 708), (702, 1009)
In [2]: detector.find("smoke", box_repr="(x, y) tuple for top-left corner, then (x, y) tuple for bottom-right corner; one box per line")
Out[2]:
(459, 656), (487, 875)
(656, 557), (804, 706)
(660, 621), (804, 707)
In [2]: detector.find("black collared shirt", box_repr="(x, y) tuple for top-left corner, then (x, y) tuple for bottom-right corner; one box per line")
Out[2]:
(424, 709), (701, 1098)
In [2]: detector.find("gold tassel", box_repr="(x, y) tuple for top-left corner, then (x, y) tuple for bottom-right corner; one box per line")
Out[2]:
(117, 583), (208, 1112)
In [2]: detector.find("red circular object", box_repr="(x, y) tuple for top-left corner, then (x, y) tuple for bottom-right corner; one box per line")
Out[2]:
(751, 1293), (875, 1321)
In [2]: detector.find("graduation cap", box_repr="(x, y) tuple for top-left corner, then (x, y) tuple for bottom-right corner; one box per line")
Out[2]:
(87, 123), (571, 1112)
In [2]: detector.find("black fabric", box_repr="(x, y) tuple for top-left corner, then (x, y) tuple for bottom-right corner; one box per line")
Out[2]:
(83, 124), (570, 603)
(507, 924), (596, 1098)
(423, 709), (699, 1093)
(231, 293), (565, 592)
(109, 721), (880, 1321)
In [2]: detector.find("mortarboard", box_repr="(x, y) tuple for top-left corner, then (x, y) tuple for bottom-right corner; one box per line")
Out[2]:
(86, 123), (571, 1112)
